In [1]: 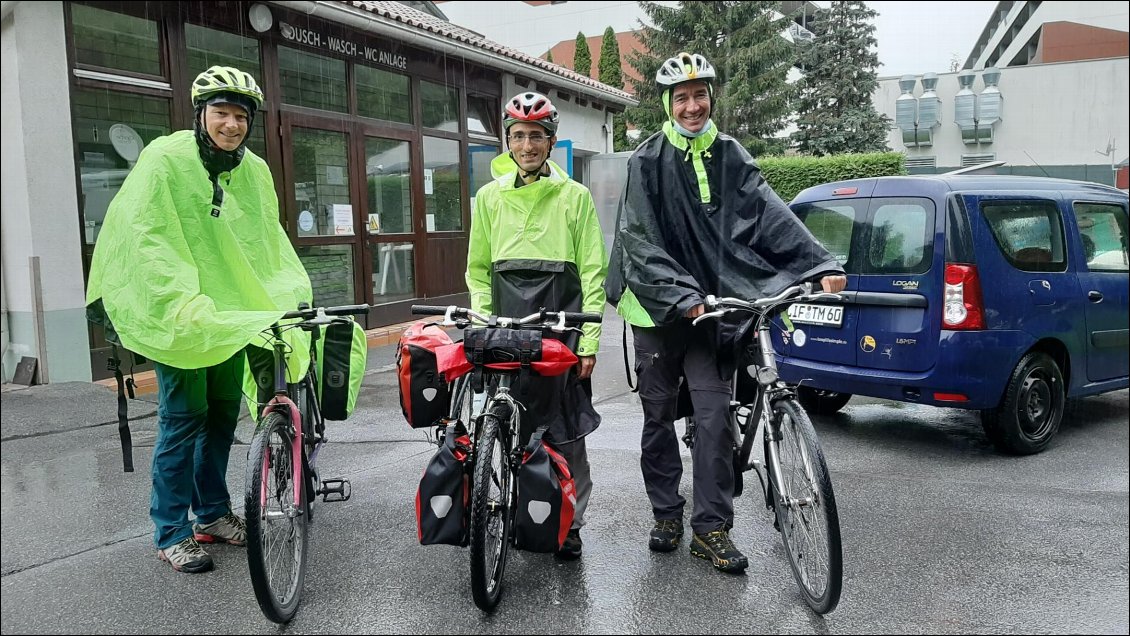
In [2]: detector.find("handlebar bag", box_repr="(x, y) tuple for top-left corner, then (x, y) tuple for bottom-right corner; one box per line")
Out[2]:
(416, 424), (473, 546)
(463, 327), (543, 365)
(397, 321), (454, 429)
(514, 428), (576, 552)
(318, 319), (367, 421)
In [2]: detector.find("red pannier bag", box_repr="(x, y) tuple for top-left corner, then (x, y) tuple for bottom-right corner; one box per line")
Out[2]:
(397, 322), (453, 429)
(416, 424), (472, 545)
(434, 338), (579, 380)
(514, 427), (576, 552)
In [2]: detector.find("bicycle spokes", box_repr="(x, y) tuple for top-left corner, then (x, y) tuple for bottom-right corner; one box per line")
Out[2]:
(774, 409), (832, 599)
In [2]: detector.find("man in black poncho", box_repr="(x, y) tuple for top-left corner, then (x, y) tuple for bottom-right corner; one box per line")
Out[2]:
(605, 52), (847, 573)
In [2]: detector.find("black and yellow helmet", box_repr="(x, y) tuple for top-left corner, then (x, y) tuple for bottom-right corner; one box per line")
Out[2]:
(191, 65), (264, 111)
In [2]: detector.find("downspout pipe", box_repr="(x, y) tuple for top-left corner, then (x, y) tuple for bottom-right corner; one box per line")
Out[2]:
(267, 1), (637, 110)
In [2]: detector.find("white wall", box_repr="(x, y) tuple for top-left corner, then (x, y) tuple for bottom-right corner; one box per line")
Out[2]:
(1, 1), (91, 382)
(874, 57), (1130, 171)
(501, 75), (613, 155)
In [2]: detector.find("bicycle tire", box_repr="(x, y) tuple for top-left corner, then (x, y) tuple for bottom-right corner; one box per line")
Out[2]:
(468, 402), (513, 611)
(765, 398), (843, 614)
(245, 411), (310, 624)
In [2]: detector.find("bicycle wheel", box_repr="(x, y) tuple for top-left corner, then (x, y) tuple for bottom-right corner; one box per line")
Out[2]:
(765, 398), (843, 614)
(468, 403), (514, 611)
(245, 411), (309, 623)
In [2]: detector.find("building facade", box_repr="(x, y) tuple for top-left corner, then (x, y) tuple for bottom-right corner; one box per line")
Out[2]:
(874, 1), (1129, 181)
(0, 0), (634, 382)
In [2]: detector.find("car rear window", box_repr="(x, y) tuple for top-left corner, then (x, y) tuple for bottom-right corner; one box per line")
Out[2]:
(1075, 202), (1129, 272)
(793, 197), (933, 275)
(864, 202), (931, 274)
(982, 200), (1067, 272)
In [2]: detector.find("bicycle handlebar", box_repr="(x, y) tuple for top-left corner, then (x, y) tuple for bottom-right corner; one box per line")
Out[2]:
(411, 304), (602, 330)
(692, 283), (845, 326)
(280, 303), (370, 324)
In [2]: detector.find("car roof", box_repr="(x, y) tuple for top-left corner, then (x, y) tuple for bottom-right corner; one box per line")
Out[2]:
(792, 174), (1128, 204)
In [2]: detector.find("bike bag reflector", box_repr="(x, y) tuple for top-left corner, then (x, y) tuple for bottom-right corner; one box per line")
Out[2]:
(514, 428), (575, 552)
(318, 319), (367, 420)
(416, 425), (472, 546)
(397, 321), (453, 428)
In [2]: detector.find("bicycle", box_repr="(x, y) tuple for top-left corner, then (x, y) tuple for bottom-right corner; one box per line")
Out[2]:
(411, 303), (602, 612)
(243, 302), (369, 624)
(689, 283), (844, 614)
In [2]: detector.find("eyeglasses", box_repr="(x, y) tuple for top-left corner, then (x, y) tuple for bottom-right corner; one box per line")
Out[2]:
(508, 133), (550, 146)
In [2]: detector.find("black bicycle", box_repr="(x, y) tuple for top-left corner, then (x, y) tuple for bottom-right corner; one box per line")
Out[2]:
(411, 304), (601, 612)
(244, 303), (369, 623)
(690, 283), (844, 614)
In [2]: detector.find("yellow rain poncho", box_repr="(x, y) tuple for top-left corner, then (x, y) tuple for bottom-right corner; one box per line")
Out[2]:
(87, 130), (312, 372)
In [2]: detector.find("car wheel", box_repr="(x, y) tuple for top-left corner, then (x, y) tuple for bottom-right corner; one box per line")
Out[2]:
(980, 351), (1064, 455)
(796, 387), (853, 415)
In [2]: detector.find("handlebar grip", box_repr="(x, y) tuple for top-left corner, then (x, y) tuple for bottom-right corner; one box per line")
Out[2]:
(563, 311), (603, 324)
(324, 304), (370, 316)
(411, 305), (450, 316)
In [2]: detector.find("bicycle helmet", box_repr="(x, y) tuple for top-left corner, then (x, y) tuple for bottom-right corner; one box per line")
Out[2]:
(503, 92), (560, 135)
(656, 52), (716, 88)
(191, 65), (264, 114)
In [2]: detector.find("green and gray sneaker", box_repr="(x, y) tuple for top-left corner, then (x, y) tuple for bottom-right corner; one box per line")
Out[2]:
(158, 537), (214, 574)
(193, 512), (247, 546)
(690, 529), (748, 573)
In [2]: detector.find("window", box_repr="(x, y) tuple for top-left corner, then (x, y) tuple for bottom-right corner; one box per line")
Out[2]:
(185, 25), (264, 157)
(468, 144), (498, 200)
(72, 4), (161, 76)
(296, 245), (355, 307)
(1075, 203), (1129, 272)
(365, 138), (412, 234)
(72, 88), (171, 245)
(982, 200), (1066, 272)
(279, 47), (347, 113)
(372, 242), (416, 303)
(420, 81), (459, 132)
(794, 202), (858, 266)
(292, 128), (351, 237)
(866, 202), (931, 274)
(467, 95), (498, 136)
(423, 136), (463, 232)
(356, 66), (411, 124)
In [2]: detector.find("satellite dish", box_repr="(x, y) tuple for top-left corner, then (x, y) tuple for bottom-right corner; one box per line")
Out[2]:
(108, 123), (144, 163)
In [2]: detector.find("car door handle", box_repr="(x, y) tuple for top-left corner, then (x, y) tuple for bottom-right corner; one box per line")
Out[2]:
(1088, 291), (1104, 302)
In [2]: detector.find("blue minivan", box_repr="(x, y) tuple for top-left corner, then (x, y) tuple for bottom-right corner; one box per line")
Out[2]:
(778, 174), (1128, 454)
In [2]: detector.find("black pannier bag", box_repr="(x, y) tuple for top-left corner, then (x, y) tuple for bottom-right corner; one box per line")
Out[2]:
(397, 322), (454, 429)
(416, 425), (473, 545)
(514, 427), (576, 552)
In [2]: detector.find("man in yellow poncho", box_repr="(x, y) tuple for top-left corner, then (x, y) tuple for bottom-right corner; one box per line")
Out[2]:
(86, 67), (312, 574)
(466, 92), (607, 560)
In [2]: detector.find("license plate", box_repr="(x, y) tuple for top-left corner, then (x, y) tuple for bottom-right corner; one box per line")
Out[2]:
(786, 303), (844, 328)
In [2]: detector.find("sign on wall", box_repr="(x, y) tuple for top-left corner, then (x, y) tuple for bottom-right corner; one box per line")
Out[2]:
(278, 22), (408, 71)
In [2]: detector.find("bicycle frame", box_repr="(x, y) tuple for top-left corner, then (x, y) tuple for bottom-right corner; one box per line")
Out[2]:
(259, 323), (323, 511)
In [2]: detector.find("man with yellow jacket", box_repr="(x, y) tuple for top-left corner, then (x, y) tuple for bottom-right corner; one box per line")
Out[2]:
(87, 67), (312, 574)
(466, 92), (607, 559)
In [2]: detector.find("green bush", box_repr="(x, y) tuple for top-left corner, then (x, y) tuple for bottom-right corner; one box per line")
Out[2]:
(758, 152), (906, 202)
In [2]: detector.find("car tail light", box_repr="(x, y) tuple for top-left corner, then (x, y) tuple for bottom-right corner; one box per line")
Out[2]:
(934, 392), (969, 402)
(943, 263), (985, 330)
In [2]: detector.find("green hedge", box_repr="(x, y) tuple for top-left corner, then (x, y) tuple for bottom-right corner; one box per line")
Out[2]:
(758, 152), (907, 203)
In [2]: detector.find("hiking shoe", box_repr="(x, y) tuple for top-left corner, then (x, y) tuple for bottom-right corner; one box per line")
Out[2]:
(158, 537), (214, 574)
(556, 529), (583, 560)
(648, 518), (684, 552)
(690, 530), (749, 573)
(193, 512), (247, 546)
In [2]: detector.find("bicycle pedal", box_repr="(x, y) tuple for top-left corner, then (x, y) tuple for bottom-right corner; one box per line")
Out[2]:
(319, 478), (351, 502)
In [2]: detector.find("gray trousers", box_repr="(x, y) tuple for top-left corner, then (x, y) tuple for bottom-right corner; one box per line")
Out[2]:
(633, 324), (734, 535)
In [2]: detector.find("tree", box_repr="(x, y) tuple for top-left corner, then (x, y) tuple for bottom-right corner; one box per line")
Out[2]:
(597, 26), (631, 151)
(573, 32), (592, 77)
(791, 1), (891, 156)
(546, 50), (554, 64)
(626, 1), (797, 156)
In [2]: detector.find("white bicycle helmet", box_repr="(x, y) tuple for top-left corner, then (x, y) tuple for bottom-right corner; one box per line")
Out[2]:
(656, 52), (716, 87)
